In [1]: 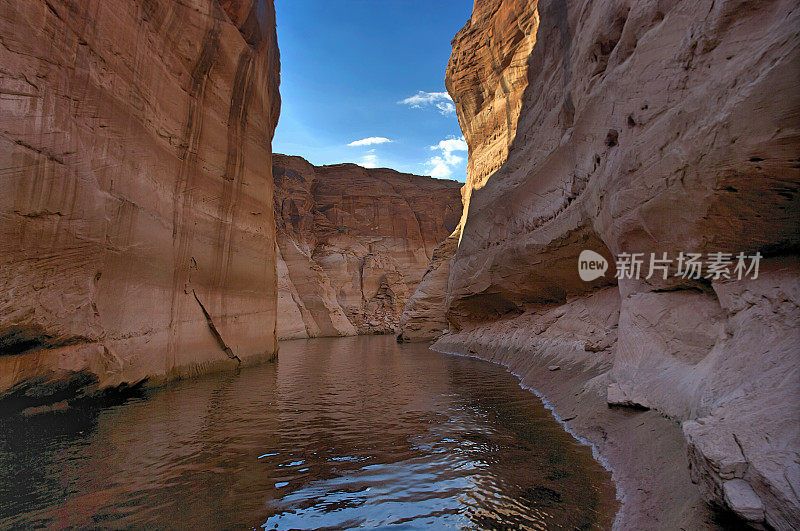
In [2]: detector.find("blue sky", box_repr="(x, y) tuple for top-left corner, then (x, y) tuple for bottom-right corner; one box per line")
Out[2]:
(273, 0), (473, 182)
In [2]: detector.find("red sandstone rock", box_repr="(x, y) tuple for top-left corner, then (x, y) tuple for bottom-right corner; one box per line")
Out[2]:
(426, 0), (800, 527)
(0, 0), (281, 408)
(397, 227), (461, 342)
(398, 0), (540, 342)
(447, 0), (539, 232)
(273, 155), (462, 338)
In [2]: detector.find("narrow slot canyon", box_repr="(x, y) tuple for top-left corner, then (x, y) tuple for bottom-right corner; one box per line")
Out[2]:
(0, 0), (798, 529)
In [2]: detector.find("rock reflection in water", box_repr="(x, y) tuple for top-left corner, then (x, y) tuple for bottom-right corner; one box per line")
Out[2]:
(0, 336), (616, 529)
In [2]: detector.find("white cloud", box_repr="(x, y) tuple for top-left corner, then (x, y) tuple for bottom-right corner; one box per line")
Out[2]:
(436, 101), (456, 114)
(399, 91), (455, 115)
(431, 137), (468, 157)
(348, 137), (392, 147)
(359, 153), (379, 168)
(426, 156), (453, 178)
(425, 135), (467, 179)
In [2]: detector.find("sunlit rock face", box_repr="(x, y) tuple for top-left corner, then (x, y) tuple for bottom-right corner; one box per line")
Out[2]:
(0, 0), (281, 408)
(446, 0), (539, 231)
(440, 0), (800, 527)
(273, 155), (462, 338)
(396, 0), (539, 343)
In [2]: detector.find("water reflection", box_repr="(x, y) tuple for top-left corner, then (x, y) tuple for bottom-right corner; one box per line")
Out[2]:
(0, 336), (615, 529)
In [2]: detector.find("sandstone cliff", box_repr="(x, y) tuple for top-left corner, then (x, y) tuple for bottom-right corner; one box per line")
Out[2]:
(273, 155), (461, 339)
(447, 0), (539, 233)
(0, 0), (281, 410)
(396, 227), (461, 342)
(407, 0), (800, 527)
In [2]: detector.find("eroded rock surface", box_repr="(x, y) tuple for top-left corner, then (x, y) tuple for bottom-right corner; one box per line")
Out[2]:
(416, 0), (800, 527)
(0, 0), (281, 409)
(447, 0), (539, 231)
(396, 227), (461, 342)
(273, 155), (461, 338)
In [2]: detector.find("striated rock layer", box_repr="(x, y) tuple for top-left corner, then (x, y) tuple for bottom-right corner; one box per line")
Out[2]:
(0, 0), (281, 410)
(398, 0), (541, 339)
(273, 155), (461, 339)
(447, 0), (539, 232)
(406, 0), (800, 527)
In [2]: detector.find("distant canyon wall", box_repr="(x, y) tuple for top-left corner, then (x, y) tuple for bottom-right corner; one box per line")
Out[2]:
(403, 0), (800, 527)
(396, 227), (461, 342)
(273, 155), (461, 339)
(0, 0), (281, 409)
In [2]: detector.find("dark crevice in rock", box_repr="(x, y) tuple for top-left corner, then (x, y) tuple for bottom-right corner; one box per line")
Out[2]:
(192, 289), (241, 364)
(650, 282), (714, 296)
(0, 326), (91, 357)
(605, 129), (619, 147)
(0, 337), (46, 357)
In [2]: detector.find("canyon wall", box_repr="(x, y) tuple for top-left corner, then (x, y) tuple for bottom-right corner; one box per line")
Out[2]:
(0, 0), (281, 410)
(407, 0), (800, 527)
(396, 227), (460, 342)
(273, 155), (461, 339)
(447, 0), (539, 233)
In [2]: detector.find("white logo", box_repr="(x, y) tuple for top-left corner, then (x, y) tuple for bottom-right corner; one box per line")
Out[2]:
(578, 250), (608, 281)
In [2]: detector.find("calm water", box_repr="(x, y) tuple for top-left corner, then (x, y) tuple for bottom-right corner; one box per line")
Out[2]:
(0, 336), (616, 529)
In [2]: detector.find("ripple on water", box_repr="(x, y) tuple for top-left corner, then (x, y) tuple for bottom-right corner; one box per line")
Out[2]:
(0, 336), (616, 529)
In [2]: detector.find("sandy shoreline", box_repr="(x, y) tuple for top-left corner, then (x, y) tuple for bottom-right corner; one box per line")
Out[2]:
(431, 334), (727, 530)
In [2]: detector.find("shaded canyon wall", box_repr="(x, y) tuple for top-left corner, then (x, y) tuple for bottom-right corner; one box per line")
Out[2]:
(0, 0), (281, 409)
(273, 155), (462, 339)
(403, 0), (800, 527)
